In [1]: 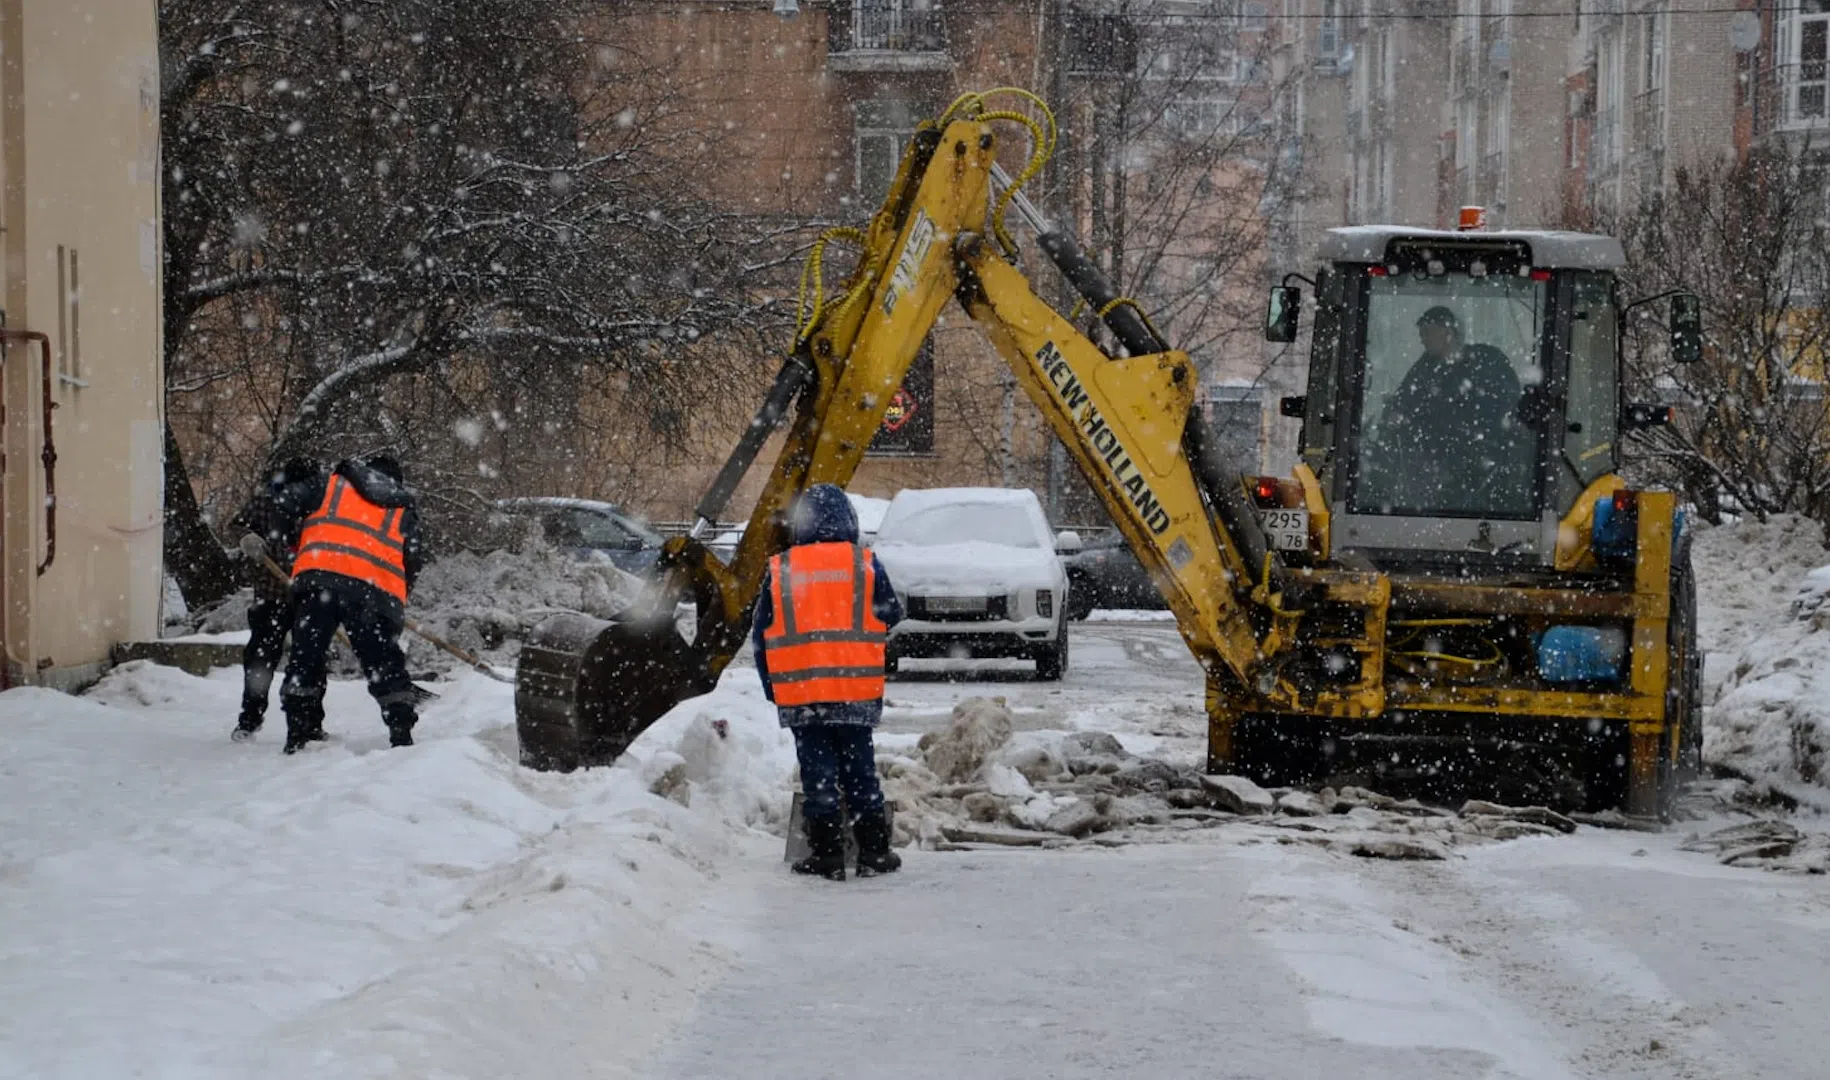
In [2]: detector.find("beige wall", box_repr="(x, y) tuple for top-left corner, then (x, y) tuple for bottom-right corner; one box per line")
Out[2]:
(1, 0), (163, 688)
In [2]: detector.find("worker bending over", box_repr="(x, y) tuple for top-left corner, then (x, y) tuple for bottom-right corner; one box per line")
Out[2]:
(269, 454), (426, 754)
(231, 458), (326, 742)
(753, 483), (905, 881)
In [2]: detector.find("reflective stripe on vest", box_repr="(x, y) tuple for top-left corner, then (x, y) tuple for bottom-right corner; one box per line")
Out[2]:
(291, 475), (409, 601)
(761, 541), (887, 707)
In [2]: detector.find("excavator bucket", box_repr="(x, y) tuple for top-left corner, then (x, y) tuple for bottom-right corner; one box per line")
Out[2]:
(514, 608), (718, 771)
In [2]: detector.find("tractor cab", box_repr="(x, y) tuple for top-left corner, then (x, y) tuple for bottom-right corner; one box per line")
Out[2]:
(1267, 220), (1700, 571)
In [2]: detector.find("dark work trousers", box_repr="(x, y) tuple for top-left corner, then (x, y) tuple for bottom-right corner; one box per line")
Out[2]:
(791, 724), (886, 821)
(238, 582), (295, 728)
(281, 570), (418, 736)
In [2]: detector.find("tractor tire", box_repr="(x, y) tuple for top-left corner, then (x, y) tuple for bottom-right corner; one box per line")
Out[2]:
(1035, 622), (1070, 681)
(1064, 573), (1095, 621)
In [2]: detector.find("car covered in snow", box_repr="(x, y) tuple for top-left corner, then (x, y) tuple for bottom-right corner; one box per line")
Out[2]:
(491, 497), (666, 573)
(872, 487), (1071, 680)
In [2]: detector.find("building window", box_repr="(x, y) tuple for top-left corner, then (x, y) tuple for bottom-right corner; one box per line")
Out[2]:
(1242, 2), (1270, 32)
(855, 100), (917, 198)
(1146, 15), (1240, 84)
(56, 245), (81, 388)
(1319, 0), (1339, 59)
(1593, 32), (1623, 173)
(1063, 9), (1138, 75)
(1164, 97), (1244, 140)
(1782, 0), (1830, 126)
(1641, 11), (1665, 94)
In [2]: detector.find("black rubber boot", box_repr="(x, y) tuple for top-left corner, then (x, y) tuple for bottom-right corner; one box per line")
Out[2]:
(231, 702), (264, 742)
(792, 815), (847, 881)
(853, 809), (902, 877)
(384, 704), (416, 748)
(282, 700), (327, 755)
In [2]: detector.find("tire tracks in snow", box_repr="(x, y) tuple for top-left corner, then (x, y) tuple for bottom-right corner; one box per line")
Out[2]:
(1360, 853), (1758, 1080)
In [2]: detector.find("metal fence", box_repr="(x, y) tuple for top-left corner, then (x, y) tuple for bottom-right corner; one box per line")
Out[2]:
(827, 1), (947, 54)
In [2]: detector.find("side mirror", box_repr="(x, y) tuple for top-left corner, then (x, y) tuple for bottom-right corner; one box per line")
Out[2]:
(1671, 293), (1702, 364)
(1054, 529), (1083, 555)
(1279, 395), (1307, 419)
(623, 535), (646, 551)
(1622, 403), (1675, 430)
(1265, 286), (1301, 343)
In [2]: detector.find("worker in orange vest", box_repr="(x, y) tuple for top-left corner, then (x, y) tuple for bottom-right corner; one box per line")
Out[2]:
(270, 454), (425, 754)
(752, 483), (904, 881)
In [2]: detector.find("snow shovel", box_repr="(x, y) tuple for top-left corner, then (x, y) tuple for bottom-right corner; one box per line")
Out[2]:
(238, 534), (508, 688)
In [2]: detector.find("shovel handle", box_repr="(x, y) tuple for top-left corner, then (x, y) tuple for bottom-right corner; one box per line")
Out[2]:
(404, 614), (513, 684)
(241, 535), (354, 652)
(240, 534), (511, 684)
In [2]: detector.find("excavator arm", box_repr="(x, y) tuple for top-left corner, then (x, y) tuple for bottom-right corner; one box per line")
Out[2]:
(514, 93), (1299, 771)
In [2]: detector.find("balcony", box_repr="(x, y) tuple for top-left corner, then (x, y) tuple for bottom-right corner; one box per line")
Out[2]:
(827, 0), (951, 73)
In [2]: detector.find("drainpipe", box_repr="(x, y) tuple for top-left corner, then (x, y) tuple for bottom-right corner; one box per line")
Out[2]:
(0, 327), (58, 577)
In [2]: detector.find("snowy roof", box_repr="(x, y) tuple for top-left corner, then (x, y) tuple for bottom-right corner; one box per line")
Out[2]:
(494, 496), (631, 517)
(848, 494), (891, 534)
(884, 487), (1045, 512)
(1319, 226), (1626, 270)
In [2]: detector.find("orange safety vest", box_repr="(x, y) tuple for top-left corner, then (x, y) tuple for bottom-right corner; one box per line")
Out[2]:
(761, 541), (889, 707)
(290, 475), (410, 602)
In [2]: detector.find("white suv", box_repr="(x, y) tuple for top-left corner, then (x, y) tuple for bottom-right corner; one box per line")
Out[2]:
(872, 487), (1072, 680)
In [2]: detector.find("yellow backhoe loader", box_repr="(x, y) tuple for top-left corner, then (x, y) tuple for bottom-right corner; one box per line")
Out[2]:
(514, 90), (1704, 817)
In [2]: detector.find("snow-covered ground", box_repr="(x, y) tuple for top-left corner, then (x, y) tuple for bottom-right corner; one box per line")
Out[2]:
(6, 522), (1830, 1078)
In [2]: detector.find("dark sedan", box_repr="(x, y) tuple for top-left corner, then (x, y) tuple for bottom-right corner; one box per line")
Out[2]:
(492, 497), (666, 574)
(1061, 530), (1168, 620)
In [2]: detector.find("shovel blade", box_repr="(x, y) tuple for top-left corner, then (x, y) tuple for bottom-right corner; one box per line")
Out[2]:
(515, 610), (718, 772)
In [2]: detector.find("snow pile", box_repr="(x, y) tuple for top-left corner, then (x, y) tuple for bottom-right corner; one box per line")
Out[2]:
(171, 539), (651, 675)
(401, 540), (646, 672)
(0, 660), (795, 1079)
(919, 696), (1015, 782)
(1678, 818), (1830, 874)
(1692, 514), (1830, 797)
(865, 697), (1587, 858)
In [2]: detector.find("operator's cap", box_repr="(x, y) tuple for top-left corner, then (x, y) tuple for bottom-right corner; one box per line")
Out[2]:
(1417, 305), (1459, 329)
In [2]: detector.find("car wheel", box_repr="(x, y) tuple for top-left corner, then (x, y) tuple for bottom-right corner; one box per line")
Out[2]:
(1064, 574), (1095, 621)
(1035, 621), (1069, 681)
(884, 647), (901, 678)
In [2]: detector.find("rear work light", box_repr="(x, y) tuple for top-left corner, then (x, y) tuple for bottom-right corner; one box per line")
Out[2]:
(1036, 589), (1054, 619)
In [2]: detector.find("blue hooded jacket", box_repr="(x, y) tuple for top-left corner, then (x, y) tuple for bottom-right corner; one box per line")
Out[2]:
(751, 484), (903, 728)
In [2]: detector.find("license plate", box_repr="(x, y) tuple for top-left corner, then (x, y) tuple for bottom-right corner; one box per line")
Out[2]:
(1260, 509), (1310, 552)
(924, 595), (987, 613)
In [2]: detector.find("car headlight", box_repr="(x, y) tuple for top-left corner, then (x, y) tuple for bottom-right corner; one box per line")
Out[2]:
(1036, 589), (1054, 619)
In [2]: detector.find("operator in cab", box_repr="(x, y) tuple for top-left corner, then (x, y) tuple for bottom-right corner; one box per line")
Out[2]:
(752, 483), (905, 882)
(1372, 305), (1532, 511)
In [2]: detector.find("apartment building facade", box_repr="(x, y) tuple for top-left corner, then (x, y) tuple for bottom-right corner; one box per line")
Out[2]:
(1, 0), (166, 689)
(1284, 0), (1744, 234)
(618, 0), (1294, 515)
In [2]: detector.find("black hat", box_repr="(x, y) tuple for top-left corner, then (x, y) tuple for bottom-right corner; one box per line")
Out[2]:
(365, 453), (404, 482)
(1417, 306), (1459, 329)
(280, 457), (321, 483)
